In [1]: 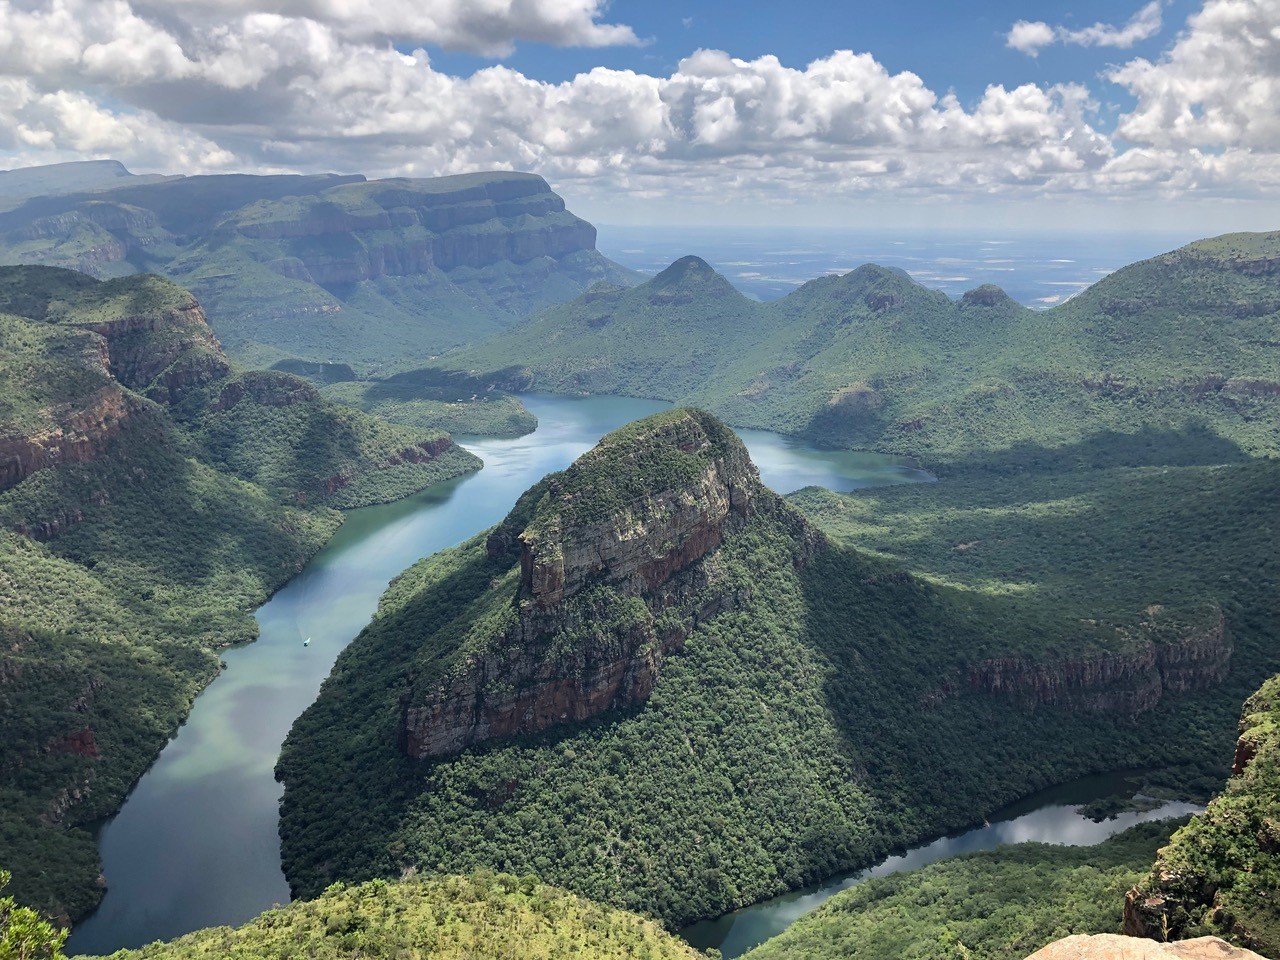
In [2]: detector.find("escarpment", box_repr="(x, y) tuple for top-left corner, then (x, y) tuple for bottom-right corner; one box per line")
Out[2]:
(239, 177), (599, 285)
(951, 604), (1230, 716)
(399, 409), (816, 760)
(0, 385), (151, 494)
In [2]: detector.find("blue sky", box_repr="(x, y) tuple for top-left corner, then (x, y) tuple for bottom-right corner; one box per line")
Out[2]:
(428, 0), (1199, 129)
(0, 0), (1276, 231)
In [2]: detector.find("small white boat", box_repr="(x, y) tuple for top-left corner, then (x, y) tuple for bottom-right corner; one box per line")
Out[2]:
(303, 636), (311, 647)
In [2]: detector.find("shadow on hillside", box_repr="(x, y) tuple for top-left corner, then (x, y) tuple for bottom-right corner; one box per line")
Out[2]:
(792, 426), (1279, 863)
(937, 423), (1252, 476)
(359, 366), (532, 404)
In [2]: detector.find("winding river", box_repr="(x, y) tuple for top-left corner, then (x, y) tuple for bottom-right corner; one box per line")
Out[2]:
(65, 394), (1190, 958)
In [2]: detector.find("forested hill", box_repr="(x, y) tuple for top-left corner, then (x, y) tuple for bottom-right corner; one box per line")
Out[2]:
(0, 265), (478, 921)
(89, 873), (703, 960)
(0, 163), (640, 370)
(276, 408), (1275, 930)
(446, 233), (1280, 462)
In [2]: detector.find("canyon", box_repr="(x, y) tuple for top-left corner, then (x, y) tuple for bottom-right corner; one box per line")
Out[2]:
(0, 164), (638, 368)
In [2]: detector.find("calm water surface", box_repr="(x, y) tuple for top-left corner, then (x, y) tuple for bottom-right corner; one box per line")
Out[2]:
(67, 394), (930, 955)
(680, 770), (1202, 959)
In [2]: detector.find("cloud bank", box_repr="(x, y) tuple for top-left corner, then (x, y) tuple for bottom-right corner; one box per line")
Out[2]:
(0, 0), (1276, 210)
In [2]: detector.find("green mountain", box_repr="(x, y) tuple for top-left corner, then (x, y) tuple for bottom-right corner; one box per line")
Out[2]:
(743, 820), (1187, 960)
(0, 164), (640, 371)
(446, 236), (1280, 461)
(0, 266), (479, 920)
(276, 409), (1275, 929)
(87, 873), (702, 960)
(1125, 674), (1280, 953)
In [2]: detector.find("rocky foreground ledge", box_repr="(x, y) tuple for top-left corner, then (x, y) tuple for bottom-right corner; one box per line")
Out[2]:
(1027, 935), (1265, 959)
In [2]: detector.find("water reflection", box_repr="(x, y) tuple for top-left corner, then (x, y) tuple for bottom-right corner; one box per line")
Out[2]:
(680, 769), (1202, 959)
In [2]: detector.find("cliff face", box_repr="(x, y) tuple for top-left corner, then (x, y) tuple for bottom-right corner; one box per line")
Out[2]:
(400, 409), (807, 760)
(0, 385), (151, 494)
(956, 604), (1229, 716)
(1123, 674), (1280, 954)
(0, 167), (637, 368)
(239, 176), (599, 285)
(0, 284), (229, 494)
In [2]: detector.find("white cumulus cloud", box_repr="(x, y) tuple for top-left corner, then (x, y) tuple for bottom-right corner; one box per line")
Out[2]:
(1007, 1), (1165, 56)
(0, 0), (1275, 213)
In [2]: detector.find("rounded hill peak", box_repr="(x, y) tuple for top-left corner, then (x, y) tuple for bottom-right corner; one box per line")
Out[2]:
(961, 284), (1016, 308)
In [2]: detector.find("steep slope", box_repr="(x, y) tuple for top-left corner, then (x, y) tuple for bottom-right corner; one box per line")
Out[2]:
(90, 873), (703, 960)
(277, 410), (1261, 929)
(1125, 675), (1280, 954)
(743, 820), (1187, 960)
(0, 165), (639, 369)
(448, 233), (1280, 461)
(0, 266), (478, 921)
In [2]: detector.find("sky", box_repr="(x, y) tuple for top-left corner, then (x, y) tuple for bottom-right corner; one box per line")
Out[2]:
(0, 0), (1277, 231)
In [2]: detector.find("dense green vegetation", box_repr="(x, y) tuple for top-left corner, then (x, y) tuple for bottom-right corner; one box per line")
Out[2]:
(320, 367), (538, 439)
(92, 873), (701, 960)
(1126, 676), (1280, 953)
(278, 413), (1277, 930)
(448, 237), (1280, 461)
(0, 870), (66, 960)
(0, 168), (638, 370)
(743, 820), (1187, 960)
(0, 267), (478, 921)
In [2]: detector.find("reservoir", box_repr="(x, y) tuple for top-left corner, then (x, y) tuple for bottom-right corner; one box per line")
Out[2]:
(67, 394), (932, 955)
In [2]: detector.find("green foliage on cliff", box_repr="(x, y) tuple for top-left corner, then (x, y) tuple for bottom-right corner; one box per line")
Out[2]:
(92, 873), (702, 960)
(277, 413), (1276, 930)
(0, 869), (66, 960)
(0, 168), (639, 370)
(1127, 676), (1280, 953)
(742, 820), (1186, 960)
(319, 367), (537, 439)
(0, 266), (478, 921)
(518, 406), (745, 533)
(448, 236), (1280, 461)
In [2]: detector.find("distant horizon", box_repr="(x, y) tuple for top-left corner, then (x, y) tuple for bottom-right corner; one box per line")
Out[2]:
(1, 0), (1277, 232)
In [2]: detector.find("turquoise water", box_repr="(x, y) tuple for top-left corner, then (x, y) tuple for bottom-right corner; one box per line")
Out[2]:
(67, 394), (930, 955)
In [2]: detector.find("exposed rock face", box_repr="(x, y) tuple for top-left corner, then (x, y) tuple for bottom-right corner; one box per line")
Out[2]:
(1025, 934), (1266, 960)
(400, 410), (811, 760)
(0, 386), (152, 493)
(960, 604), (1229, 716)
(78, 301), (230, 397)
(229, 175), (599, 285)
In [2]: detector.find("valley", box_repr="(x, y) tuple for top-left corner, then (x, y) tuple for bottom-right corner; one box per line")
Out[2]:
(65, 394), (933, 956)
(0, 162), (1275, 960)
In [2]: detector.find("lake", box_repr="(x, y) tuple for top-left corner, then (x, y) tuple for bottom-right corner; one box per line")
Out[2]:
(66, 393), (931, 955)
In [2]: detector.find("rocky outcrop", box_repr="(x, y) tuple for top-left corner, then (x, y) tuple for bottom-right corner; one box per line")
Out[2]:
(1123, 674), (1280, 953)
(952, 605), (1229, 716)
(400, 410), (809, 760)
(76, 301), (229, 395)
(0, 386), (152, 493)
(1026, 935), (1265, 959)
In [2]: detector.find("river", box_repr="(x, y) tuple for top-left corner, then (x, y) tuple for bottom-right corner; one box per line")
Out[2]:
(679, 771), (1203, 958)
(66, 394), (933, 955)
